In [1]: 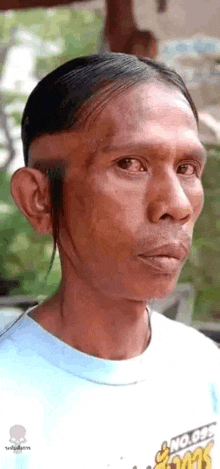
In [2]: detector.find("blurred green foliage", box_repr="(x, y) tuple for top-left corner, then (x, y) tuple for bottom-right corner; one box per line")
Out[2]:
(179, 145), (220, 321)
(0, 8), (104, 171)
(0, 170), (61, 300)
(33, 9), (104, 78)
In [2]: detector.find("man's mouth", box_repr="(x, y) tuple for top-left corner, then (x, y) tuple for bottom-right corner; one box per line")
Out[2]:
(138, 254), (182, 273)
(138, 243), (189, 273)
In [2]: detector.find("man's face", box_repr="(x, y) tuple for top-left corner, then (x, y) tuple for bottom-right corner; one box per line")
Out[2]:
(31, 82), (206, 302)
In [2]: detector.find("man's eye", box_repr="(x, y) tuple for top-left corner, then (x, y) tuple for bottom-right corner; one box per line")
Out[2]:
(177, 163), (197, 176)
(117, 158), (145, 172)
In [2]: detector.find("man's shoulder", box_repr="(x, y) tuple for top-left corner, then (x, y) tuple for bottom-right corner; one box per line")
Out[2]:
(150, 311), (220, 386)
(151, 310), (220, 361)
(0, 311), (34, 354)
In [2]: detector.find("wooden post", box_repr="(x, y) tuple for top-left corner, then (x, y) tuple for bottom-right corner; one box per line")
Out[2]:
(104, 0), (158, 58)
(157, 0), (167, 13)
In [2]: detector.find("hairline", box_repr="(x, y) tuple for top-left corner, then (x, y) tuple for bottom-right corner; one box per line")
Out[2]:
(26, 73), (198, 167)
(58, 74), (198, 136)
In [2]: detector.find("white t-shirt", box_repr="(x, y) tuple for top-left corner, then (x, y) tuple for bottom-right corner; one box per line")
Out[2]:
(0, 308), (219, 469)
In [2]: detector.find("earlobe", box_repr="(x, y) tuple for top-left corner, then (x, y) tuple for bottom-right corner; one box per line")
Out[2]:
(11, 167), (53, 234)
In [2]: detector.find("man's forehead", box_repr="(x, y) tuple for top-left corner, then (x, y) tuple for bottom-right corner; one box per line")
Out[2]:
(29, 82), (198, 167)
(87, 83), (199, 151)
(91, 82), (197, 131)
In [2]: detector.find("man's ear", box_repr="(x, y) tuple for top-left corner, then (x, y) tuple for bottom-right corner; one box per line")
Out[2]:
(11, 168), (53, 234)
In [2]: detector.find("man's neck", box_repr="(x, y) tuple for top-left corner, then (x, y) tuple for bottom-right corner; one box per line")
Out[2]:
(31, 279), (151, 360)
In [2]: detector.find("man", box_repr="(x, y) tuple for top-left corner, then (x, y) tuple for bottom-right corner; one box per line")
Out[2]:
(0, 53), (219, 468)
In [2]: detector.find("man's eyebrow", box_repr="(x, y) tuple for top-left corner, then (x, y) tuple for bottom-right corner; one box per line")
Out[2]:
(193, 145), (207, 164)
(100, 141), (208, 164)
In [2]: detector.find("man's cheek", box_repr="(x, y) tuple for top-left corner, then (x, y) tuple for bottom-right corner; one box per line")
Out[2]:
(194, 189), (204, 220)
(188, 182), (204, 221)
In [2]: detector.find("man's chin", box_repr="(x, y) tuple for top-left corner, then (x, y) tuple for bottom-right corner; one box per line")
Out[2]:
(130, 272), (181, 303)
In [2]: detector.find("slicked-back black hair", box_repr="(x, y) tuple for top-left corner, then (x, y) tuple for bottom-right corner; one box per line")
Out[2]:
(23, 52), (198, 276)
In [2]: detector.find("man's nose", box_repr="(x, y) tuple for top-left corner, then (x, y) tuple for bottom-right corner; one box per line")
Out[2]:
(147, 172), (193, 224)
